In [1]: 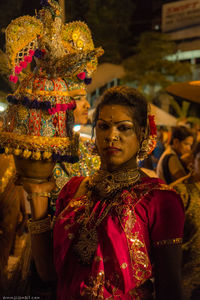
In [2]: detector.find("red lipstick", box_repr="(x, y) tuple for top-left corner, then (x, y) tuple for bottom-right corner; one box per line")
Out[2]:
(104, 147), (121, 154)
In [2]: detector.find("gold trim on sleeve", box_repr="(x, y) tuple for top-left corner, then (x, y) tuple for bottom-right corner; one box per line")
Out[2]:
(153, 237), (182, 247)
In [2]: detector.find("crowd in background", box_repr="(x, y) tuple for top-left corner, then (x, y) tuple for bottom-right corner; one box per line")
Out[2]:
(141, 123), (200, 299)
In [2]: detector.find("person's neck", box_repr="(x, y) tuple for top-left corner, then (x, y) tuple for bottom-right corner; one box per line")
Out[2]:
(171, 145), (180, 156)
(101, 157), (138, 173)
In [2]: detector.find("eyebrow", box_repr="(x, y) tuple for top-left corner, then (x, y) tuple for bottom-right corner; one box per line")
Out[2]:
(98, 119), (133, 124)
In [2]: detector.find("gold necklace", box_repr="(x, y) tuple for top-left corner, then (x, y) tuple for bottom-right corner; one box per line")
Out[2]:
(87, 168), (141, 199)
(73, 168), (141, 265)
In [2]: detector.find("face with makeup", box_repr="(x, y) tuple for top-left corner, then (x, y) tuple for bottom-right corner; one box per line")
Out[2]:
(73, 91), (90, 125)
(95, 104), (140, 171)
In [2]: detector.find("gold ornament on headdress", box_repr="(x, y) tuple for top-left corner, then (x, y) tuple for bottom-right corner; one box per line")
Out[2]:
(6, 0), (103, 79)
(5, 16), (43, 71)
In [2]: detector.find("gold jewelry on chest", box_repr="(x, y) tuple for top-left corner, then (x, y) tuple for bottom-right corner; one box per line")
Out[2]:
(73, 168), (141, 265)
(87, 168), (141, 199)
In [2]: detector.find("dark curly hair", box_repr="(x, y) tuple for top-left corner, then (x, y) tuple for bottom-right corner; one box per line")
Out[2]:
(169, 126), (193, 145)
(92, 86), (149, 141)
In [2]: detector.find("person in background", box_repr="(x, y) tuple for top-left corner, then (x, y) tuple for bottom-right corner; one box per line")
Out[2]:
(170, 142), (200, 300)
(22, 86), (184, 300)
(51, 89), (100, 210)
(156, 126), (194, 184)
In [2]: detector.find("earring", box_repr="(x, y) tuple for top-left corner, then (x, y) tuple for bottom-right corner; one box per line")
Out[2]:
(137, 138), (149, 161)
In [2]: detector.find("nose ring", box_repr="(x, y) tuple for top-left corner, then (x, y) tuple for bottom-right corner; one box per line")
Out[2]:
(104, 136), (119, 142)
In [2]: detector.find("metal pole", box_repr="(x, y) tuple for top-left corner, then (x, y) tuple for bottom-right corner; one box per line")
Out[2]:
(58, 0), (66, 23)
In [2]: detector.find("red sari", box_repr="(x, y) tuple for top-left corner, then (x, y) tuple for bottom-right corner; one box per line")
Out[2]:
(53, 177), (184, 300)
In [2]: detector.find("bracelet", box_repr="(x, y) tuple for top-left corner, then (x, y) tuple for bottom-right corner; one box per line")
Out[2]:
(27, 192), (51, 201)
(27, 215), (52, 234)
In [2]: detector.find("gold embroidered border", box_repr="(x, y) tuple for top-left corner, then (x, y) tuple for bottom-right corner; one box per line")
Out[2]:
(153, 238), (182, 247)
(0, 131), (79, 151)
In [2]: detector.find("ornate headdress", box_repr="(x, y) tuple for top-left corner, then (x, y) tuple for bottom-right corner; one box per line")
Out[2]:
(0, 0), (104, 163)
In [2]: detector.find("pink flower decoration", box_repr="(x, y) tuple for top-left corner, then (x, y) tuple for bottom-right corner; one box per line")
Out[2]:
(9, 75), (18, 83)
(9, 75), (14, 82)
(24, 55), (33, 63)
(48, 101), (76, 115)
(62, 104), (67, 111)
(29, 50), (35, 56)
(77, 72), (86, 80)
(48, 107), (56, 115)
(15, 66), (22, 74)
(20, 61), (28, 69)
(56, 104), (61, 111)
(13, 76), (18, 84)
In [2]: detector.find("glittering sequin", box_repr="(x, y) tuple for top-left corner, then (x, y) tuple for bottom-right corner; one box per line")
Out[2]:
(51, 138), (100, 200)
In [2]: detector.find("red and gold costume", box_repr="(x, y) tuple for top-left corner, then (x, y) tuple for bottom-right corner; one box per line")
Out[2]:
(54, 175), (184, 299)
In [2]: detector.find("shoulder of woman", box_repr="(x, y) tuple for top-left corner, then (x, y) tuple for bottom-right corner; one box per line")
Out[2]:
(73, 177), (90, 198)
(133, 177), (183, 206)
(144, 187), (185, 222)
(55, 176), (85, 216)
(138, 178), (184, 209)
(60, 176), (85, 195)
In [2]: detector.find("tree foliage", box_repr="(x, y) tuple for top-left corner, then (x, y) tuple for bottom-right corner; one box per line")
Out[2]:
(123, 32), (192, 96)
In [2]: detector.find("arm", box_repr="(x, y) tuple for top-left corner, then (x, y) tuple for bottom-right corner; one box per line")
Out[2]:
(23, 181), (56, 282)
(168, 155), (187, 181)
(148, 189), (185, 300)
(153, 245), (183, 300)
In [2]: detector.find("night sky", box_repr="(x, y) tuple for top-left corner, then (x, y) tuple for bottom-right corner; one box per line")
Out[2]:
(0, 0), (158, 55)
(21, 0), (156, 34)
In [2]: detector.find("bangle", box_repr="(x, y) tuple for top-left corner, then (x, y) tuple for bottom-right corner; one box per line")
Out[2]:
(27, 192), (51, 201)
(28, 215), (52, 234)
